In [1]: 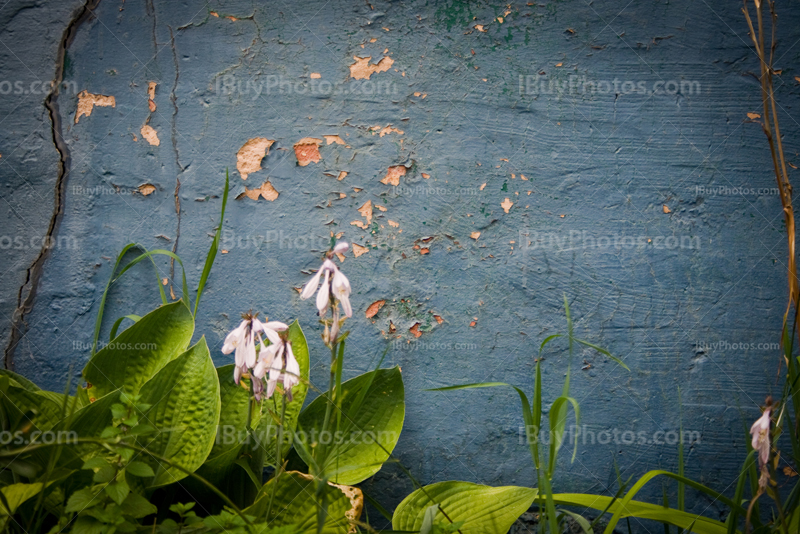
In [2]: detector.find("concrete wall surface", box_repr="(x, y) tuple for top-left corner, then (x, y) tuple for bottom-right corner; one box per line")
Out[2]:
(2, 0), (800, 528)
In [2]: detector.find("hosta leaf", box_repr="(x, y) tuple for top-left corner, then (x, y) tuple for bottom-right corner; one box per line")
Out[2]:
(296, 367), (404, 485)
(245, 471), (357, 533)
(83, 301), (194, 399)
(136, 337), (220, 487)
(392, 481), (537, 534)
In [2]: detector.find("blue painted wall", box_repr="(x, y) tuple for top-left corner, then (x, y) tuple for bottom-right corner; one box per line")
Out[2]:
(3, 0), (800, 529)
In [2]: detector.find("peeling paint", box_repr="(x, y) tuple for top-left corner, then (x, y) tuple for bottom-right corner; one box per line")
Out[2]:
(421, 173), (430, 179)
(352, 243), (368, 257)
(374, 204), (387, 212)
(138, 183), (156, 196)
(388, 220), (399, 228)
(366, 299), (386, 318)
(74, 90), (115, 123)
(237, 180), (279, 201)
(310, 72), (322, 79)
(140, 124), (160, 146)
(409, 322), (422, 338)
(236, 137), (275, 180)
(349, 55), (394, 80)
(337, 171), (348, 181)
(380, 165), (407, 186)
(293, 137), (323, 166)
(370, 125), (404, 137)
(358, 200), (373, 223)
(471, 231), (480, 240)
(501, 197), (513, 213)
(147, 81), (157, 111)
(324, 135), (346, 145)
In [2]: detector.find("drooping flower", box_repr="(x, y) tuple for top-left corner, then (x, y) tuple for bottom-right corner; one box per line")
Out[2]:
(266, 338), (300, 401)
(750, 404), (772, 489)
(222, 313), (287, 388)
(300, 242), (353, 318)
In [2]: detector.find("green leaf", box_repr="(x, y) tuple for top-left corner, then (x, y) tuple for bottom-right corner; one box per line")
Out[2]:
(64, 488), (100, 513)
(194, 170), (229, 316)
(0, 483), (43, 516)
(194, 364), (262, 487)
(109, 315), (141, 341)
(245, 471), (354, 533)
(296, 367), (404, 485)
(126, 461), (155, 478)
(104, 477), (130, 505)
(392, 481), (537, 534)
(83, 301), (195, 399)
(261, 320), (310, 467)
(574, 338), (630, 371)
(0, 384), (64, 431)
(136, 337), (221, 487)
(0, 369), (40, 392)
(552, 493), (729, 534)
(70, 516), (104, 534)
(548, 395), (580, 476)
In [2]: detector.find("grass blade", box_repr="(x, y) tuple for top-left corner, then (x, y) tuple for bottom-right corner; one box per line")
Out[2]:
(194, 170), (229, 317)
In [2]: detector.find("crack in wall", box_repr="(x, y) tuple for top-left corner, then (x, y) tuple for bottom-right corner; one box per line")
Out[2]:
(168, 25), (184, 288)
(4, 0), (103, 370)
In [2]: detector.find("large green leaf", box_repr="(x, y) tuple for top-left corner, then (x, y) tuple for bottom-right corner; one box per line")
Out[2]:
(136, 337), (220, 487)
(296, 367), (404, 485)
(0, 482), (43, 516)
(261, 320), (310, 467)
(552, 493), (729, 534)
(196, 365), (262, 486)
(392, 481), (537, 533)
(245, 471), (355, 533)
(83, 301), (194, 399)
(0, 369), (40, 392)
(0, 384), (64, 432)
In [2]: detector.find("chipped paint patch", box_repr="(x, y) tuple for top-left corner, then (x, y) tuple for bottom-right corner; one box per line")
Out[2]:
(324, 135), (346, 145)
(236, 137), (275, 180)
(357, 200), (373, 224)
(663, 204), (671, 213)
(140, 124), (160, 146)
(352, 243), (368, 257)
(421, 173), (430, 179)
(138, 183), (156, 196)
(380, 165), (407, 186)
(388, 220), (399, 228)
(310, 72), (322, 79)
(480, 182), (487, 190)
(471, 231), (480, 240)
(349, 56), (394, 80)
(147, 82), (157, 111)
(293, 137), (323, 166)
(501, 198), (513, 213)
(374, 204), (387, 212)
(75, 90), (115, 123)
(370, 125), (404, 137)
(337, 171), (348, 181)
(366, 299), (386, 318)
(409, 322), (422, 338)
(238, 180), (279, 201)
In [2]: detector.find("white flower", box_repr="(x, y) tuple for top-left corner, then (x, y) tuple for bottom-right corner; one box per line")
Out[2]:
(222, 314), (288, 386)
(333, 241), (349, 254)
(301, 255), (348, 317)
(331, 268), (352, 318)
(266, 340), (301, 401)
(750, 408), (771, 467)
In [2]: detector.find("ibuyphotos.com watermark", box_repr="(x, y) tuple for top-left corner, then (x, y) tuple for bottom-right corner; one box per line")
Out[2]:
(215, 425), (397, 450)
(390, 339), (478, 352)
(72, 341), (159, 352)
(519, 75), (701, 97)
(519, 230), (700, 252)
(694, 341), (780, 352)
(221, 230), (332, 251)
(0, 235), (78, 250)
(695, 186), (780, 196)
(0, 430), (78, 446)
(518, 425), (701, 446)
(391, 185), (480, 197)
(213, 74), (397, 100)
(0, 80), (78, 96)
